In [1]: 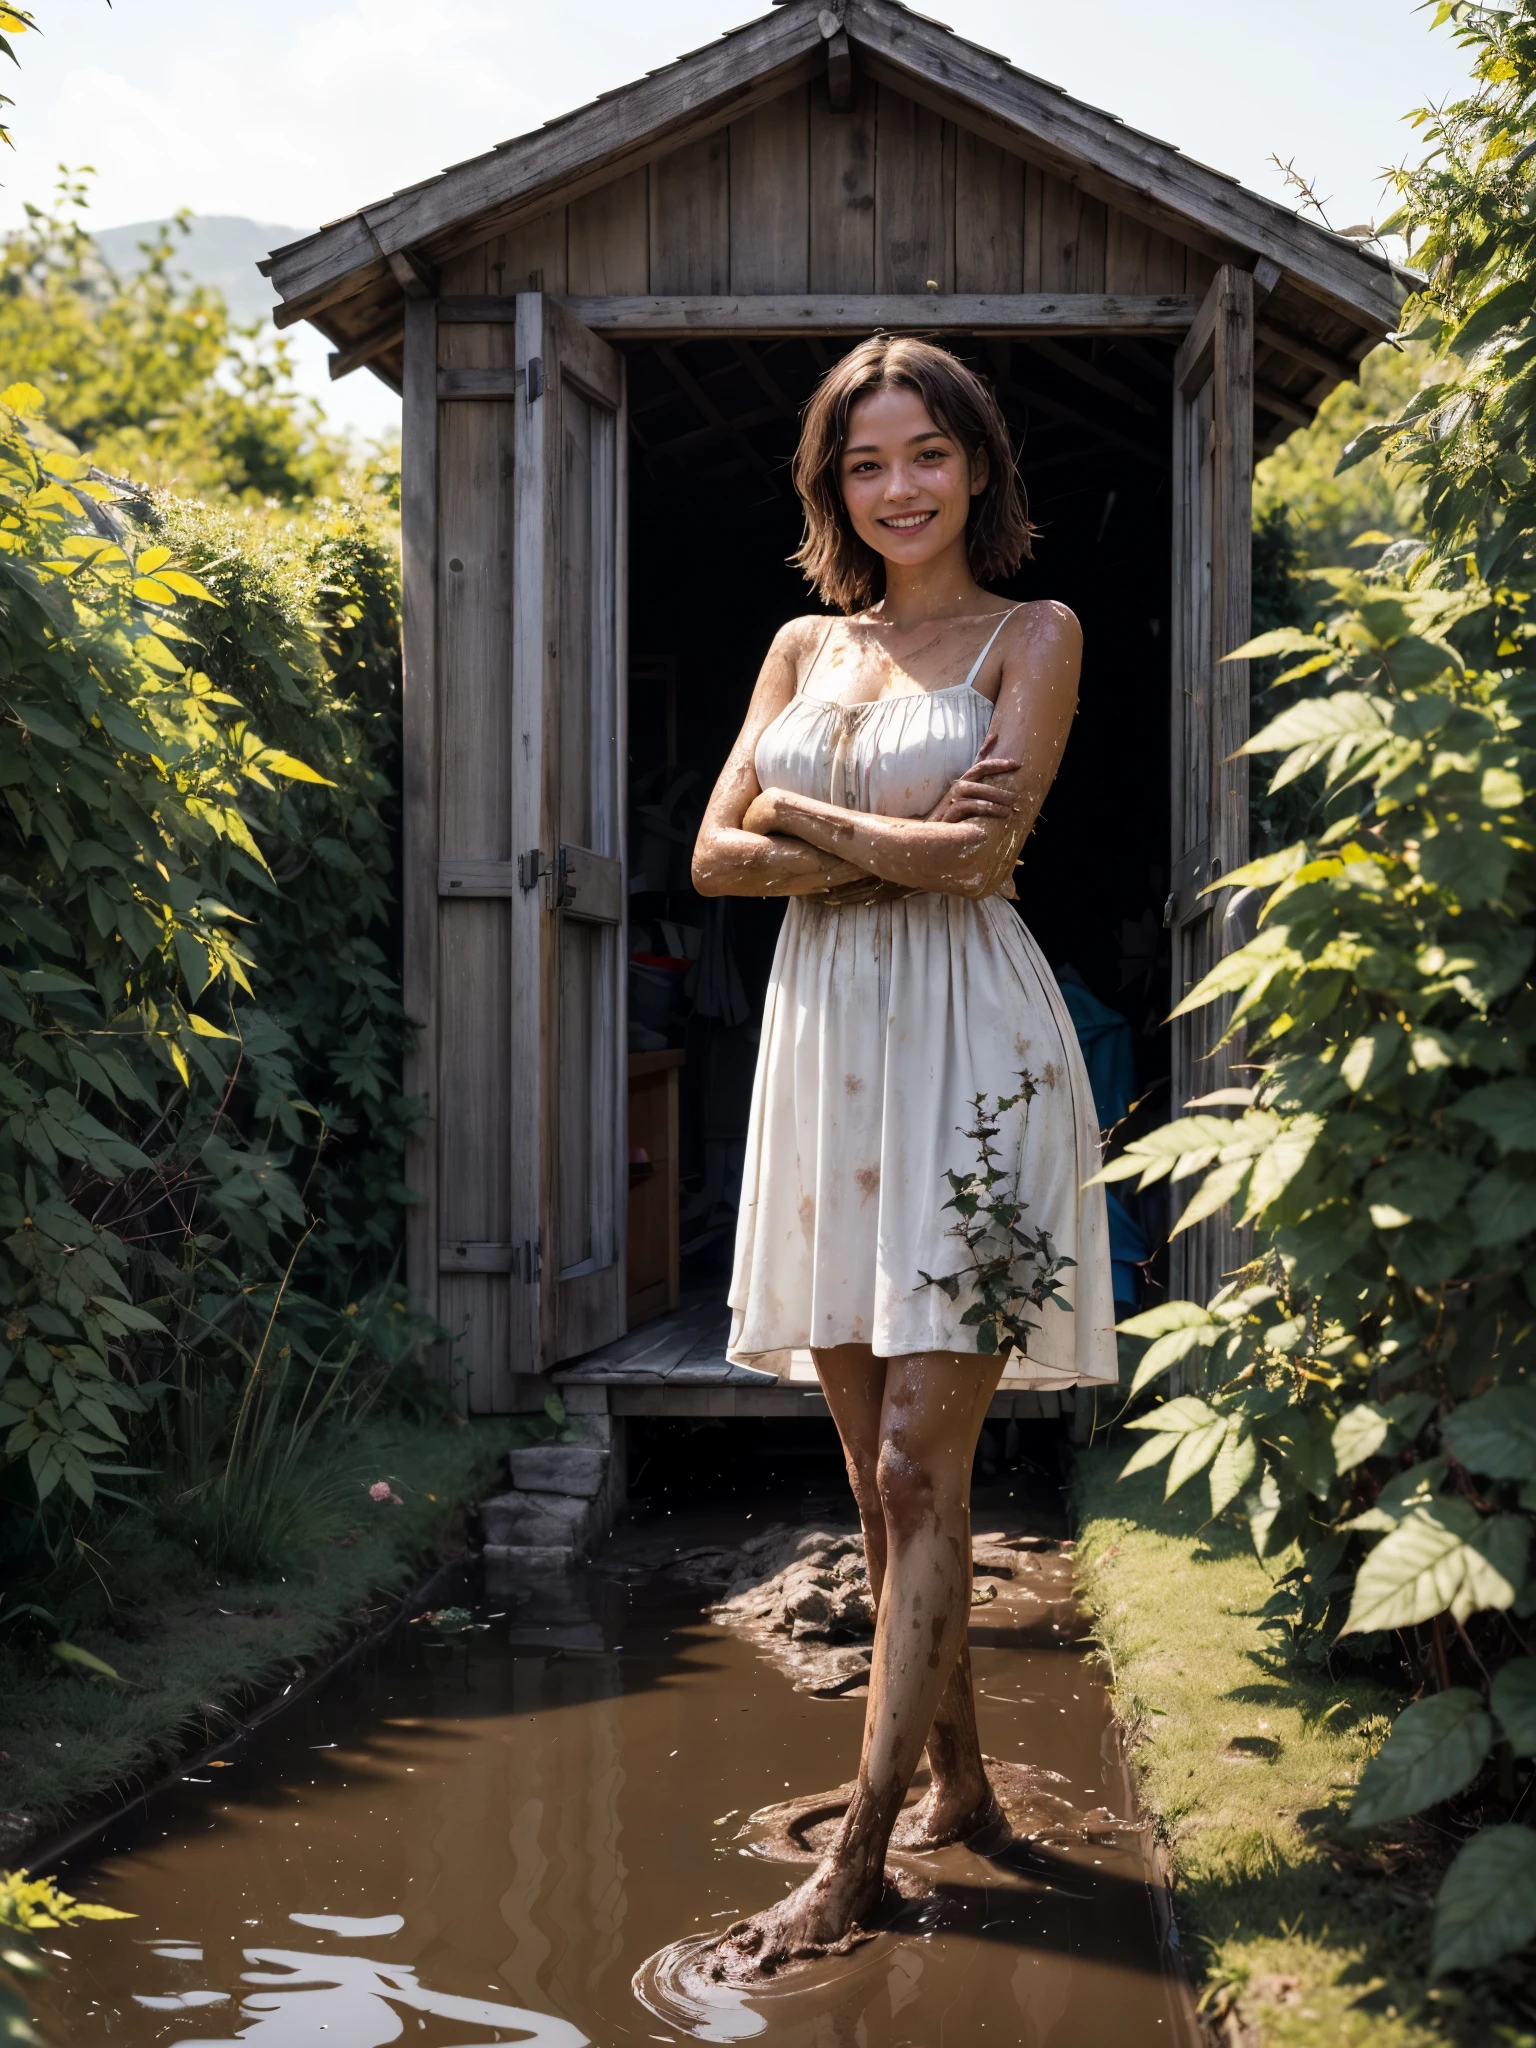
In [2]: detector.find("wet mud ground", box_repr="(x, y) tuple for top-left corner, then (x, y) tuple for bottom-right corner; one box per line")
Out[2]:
(39, 1439), (1198, 2047)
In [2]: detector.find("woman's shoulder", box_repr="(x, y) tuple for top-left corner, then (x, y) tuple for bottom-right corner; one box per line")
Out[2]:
(1002, 597), (1080, 638)
(770, 613), (841, 655)
(995, 599), (1082, 674)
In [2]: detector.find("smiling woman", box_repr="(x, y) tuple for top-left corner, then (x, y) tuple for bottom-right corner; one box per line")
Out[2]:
(688, 335), (1118, 1977)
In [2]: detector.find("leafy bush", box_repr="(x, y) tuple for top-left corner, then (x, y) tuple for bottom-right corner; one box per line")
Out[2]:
(1103, 0), (1536, 1978)
(0, 379), (422, 1565)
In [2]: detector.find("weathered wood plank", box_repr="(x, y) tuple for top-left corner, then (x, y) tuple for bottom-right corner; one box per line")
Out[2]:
(955, 128), (1024, 293)
(1167, 265), (1253, 1310)
(809, 69), (875, 291)
(1254, 318), (1364, 385)
(439, 1241), (515, 1274)
(549, 299), (627, 1363)
(562, 292), (1199, 333)
(1036, 171), (1107, 292)
(1105, 209), (1189, 295)
(874, 84), (954, 292)
(510, 295), (550, 1378)
(849, 0), (1405, 332)
(438, 368), (521, 398)
(649, 133), (730, 293)
(729, 86), (810, 293)
(438, 900), (511, 1409)
(439, 858), (516, 897)
(567, 168), (650, 294)
(400, 300), (440, 1355)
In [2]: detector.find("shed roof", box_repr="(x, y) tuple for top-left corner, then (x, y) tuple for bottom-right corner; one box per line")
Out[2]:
(262, 0), (1410, 400)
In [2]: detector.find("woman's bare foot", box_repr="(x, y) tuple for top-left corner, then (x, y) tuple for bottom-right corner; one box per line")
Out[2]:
(889, 1775), (1003, 1850)
(709, 1857), (881, 1981)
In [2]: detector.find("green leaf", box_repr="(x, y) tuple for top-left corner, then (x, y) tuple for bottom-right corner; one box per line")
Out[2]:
(1467, 1164), (1536, 1246)
(1450, 1080), (1536, 1153)
(1342, 1501), (1529, 1633)
(51, 1640), (126, 1683)
(1364, 1151), (1469, 1228)
(1432, 1826), (1536, 1975)
(1118, 1301), (1214, 1340)
(1348, 1689), (1492, 1829)
(1443, 1386), (1536, 1481)
(1491, 1659), (1536, 1757)
(1165, 1419), (1231, 1499)
(1128, 1323), (1221, 1396)
(260, 750), (336, 787)
(1333, 1397), (1433, 1476)
(1119, 1432), (1179, 1479)
(1208, 1429), (1257, 1516)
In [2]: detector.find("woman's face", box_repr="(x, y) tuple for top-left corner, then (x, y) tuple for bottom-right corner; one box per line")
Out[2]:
(838, 381), (987, 574)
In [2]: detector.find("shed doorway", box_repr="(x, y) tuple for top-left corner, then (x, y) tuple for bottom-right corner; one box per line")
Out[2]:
(619, 331), (1175, 1335)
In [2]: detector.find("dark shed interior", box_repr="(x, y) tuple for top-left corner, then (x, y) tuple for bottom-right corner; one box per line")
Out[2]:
(624, 332), (1175, 1299)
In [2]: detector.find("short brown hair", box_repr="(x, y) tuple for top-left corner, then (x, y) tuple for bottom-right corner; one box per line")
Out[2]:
(791, 336), (1036, 613)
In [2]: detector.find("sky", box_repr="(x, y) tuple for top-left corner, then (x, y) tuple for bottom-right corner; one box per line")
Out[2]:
(14, 0), (1473, 441)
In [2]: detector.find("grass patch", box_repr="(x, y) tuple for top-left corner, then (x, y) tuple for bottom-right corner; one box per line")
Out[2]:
(0, 1416), (508, 1850)
(1073, 1449), (1508, 2048)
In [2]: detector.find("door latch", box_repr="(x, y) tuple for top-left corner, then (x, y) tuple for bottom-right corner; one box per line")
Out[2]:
(517, 846), (574, 908)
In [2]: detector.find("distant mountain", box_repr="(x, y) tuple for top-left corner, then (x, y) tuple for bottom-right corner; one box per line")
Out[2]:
(91, 215), (309, 323)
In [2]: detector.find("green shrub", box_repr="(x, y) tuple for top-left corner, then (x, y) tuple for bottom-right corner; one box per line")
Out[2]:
(1103, 0), (1536, 1979)
(0, 380), (423, 1562)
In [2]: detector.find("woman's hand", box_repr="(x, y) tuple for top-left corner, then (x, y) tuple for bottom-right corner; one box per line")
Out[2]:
(925, 730), (1022, 825)
(741, 788), (785, 837)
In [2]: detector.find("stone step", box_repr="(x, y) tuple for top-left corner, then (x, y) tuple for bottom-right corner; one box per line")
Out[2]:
(481, 1488), (598, 1548)
(483, 1543), (576, 1587)
(507, 1444), (608, 1497)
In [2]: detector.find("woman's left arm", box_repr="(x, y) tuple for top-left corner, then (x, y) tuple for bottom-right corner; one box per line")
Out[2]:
(743, 602), (1081, 900)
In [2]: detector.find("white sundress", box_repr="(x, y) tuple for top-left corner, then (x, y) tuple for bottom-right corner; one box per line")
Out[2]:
(726, 614), (1119, 1392)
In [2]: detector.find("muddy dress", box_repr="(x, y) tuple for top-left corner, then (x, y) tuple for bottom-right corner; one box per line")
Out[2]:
(726, 621), (1118, 1391)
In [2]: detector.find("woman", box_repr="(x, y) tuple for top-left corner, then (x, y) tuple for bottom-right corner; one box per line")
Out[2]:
(691, 336), (1117, 1975)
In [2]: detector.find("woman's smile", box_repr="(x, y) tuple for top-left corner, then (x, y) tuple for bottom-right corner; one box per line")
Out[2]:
(880, 509), (938, 531)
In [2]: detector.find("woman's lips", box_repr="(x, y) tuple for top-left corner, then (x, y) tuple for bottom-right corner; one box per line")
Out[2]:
(879, 510), (937, 531)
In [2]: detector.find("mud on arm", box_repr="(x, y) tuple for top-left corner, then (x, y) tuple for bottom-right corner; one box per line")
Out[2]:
(692, 620), (873, 899)
(743, 603), (1081, 900)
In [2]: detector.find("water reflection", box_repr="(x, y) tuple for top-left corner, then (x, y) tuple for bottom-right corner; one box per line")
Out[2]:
(145, 1942), (587, 2048)
(58, 1507), (1196, 2048)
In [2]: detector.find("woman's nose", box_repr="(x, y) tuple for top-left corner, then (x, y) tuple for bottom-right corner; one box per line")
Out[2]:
(884, 465), (920, 500)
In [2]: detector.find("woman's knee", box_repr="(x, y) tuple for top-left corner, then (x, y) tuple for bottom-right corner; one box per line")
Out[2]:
(875, 1434), (962, 1541)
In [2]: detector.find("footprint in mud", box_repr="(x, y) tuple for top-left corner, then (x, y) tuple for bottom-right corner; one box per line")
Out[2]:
(737, 1756), (1116, 1864)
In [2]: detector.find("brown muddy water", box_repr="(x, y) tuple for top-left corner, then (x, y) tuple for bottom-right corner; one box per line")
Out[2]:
(39, 1475), (1196, 2048)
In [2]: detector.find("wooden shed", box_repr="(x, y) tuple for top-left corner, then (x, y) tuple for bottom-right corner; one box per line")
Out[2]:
(263, 0), (1406, 1415)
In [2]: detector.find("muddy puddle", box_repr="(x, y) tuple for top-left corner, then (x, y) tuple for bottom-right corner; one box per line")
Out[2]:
(39, 1496), (1196, 2048)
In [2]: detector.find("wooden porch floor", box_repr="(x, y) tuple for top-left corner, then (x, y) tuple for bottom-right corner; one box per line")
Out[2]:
(553, 1295), (1079, 1420)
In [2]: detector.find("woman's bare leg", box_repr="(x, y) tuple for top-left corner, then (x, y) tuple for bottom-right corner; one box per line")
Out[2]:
(718, 1351), (1003, 1973)
(814, 1344), (996, 1845)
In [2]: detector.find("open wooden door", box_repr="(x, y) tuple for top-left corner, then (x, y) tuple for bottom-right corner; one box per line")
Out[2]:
(402, 291), (626, 1410)
(510, 293), (629, 1371)
(1167, 266), (1253, 1308)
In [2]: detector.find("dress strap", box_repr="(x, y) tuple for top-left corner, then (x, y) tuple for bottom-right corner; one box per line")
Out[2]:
(798, 619), (837, 696)
(960, 608), (1018, 693)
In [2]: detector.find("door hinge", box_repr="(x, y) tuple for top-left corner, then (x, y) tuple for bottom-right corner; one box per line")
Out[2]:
(517, 846), (573, 907)
(512, 1237), (540, 1283)
(526, 355), (544, 405)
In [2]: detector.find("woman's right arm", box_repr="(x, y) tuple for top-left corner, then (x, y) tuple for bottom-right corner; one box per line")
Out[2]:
(692, 622), (868, 899)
